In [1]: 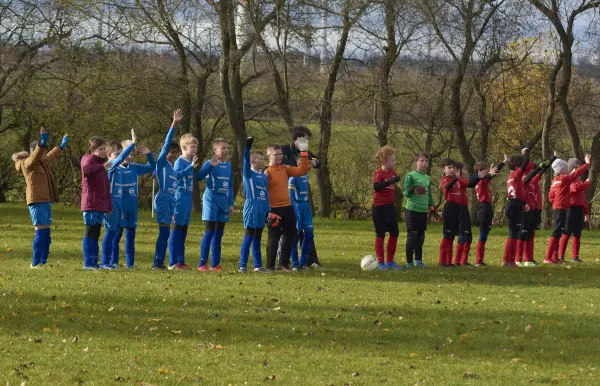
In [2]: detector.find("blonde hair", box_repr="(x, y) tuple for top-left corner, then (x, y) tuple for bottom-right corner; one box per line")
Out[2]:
(107, 140), (123, 156)
(375, 146), (396, 164)
(180, 134), (199, 149)
(250, 150), (264, 157)
(213, 138), (229, 147)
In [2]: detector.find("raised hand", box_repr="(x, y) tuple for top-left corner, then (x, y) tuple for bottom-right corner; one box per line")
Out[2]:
(40, 127), (49, 146)
(131, 129), (137, 144)
(489, 164), (499, 176)
(478, 168), (489, 179)
(104, 160), (113, 170)
(554, 150), (559, 158)
(585, 154), (591, 164)
(209, 154), (219, 166)
(390, 175), (401, 184)
(296, 137), (309, 151)
(172, 109), (183, 127)
(246, 136), (254, 149)
(503, 153), (510, 163)
(60, 134), (69, 150)
(138, 145), (150, 155)
(521, 147), (529, 155)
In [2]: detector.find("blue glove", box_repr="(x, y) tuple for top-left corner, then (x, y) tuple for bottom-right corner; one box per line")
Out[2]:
(59, 135), (69, 150)
(40, 132), (49, 146)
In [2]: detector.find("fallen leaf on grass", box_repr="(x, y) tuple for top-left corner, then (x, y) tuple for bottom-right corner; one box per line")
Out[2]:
(352, 372), (360, 376)
(264, 375), (276, 381)
(171, 330), (182, 334)
(108, 306), (114, 312)
(83, 347), (89, 352)
(525, 324), (532, 332)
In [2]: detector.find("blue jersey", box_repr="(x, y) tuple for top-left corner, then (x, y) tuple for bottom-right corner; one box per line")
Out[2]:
(243, 148), (269, 208)
(289, 174), (310, 202)
(156, 128), (193, 196)
(175, 156), (194, 195)
(119, 153), (156, 200)
(108, 143), (135, 199)
(202, 160), (234, 206)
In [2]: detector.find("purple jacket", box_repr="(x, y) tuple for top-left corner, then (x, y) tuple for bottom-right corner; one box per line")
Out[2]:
(80, 154), (112, 213)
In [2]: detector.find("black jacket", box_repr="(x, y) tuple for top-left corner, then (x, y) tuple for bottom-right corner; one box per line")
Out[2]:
(281, 143), (321, 168)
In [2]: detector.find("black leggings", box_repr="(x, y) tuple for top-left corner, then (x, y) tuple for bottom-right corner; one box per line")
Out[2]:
(245, 227), (264, 238)
(85, 224), (102, 239)
(405, 209), (427, 263)
(266, 205), (297, 269)
(372, 203), (399, 238)
(206, 221), (226, 232)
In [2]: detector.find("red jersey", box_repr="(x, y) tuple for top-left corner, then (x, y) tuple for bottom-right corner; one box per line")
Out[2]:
(441, 176), (465, 205)
(570, 178), (590, 209)
(373, 168), (397, 206)
(507, 168), (525, 200)
(549, 164), (589, 210)
(523, 175), (541, 209)
(475, 178), (492, 203)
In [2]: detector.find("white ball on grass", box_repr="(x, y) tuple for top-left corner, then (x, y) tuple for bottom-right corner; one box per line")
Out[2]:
(361, 255), (378, 271)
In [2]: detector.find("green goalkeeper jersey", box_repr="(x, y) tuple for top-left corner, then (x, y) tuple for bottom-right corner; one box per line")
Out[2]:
(403, 170), (434, 213)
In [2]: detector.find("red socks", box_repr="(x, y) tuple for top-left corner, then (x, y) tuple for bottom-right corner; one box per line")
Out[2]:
(386, 236), (398, 263)
(375, 236), (385, 263)
(476, 242), (485, 265)
(545, 237), (558, 261)
(453, 243), (464, 265)
(503, 238), (516, 264)
(572, 236), (580, 260)
(515, 240), (524, 263)
(439, 238), (453, 265)
(460, 243), (471, 265)
(558, 234), (570, 259)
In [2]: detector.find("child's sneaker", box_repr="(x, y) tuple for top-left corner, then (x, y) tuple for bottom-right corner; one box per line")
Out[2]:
(197, 264), (208, 272)
(515, 261), (524, 267)
(253, 267), (265, 272)
(543, 259), (555, 265)
(475, 262), (487, 267)
(100, 264), (114, 270)
(263, 268), (274, 273)
(30, 264), (43, 270)
(280, 266), (292, 272)
(386, 261), (404, 270)
(152, 264), (167, 270)
(209, 265), (223, 272)
(571, 258), (583, 263)
(111, 263), (121, 269)
(291, 266), (299, 271)
(377, 263), (388, 270)
(168, 263), (182, 270)
(405, 262), (414, 268)
(180, 264), (192, 270)
(415, 260), (427, 268)
(557, 258), (565, 264)
(83, 265), (98, 270)
(126, 265), (139, 269)
(523, 261), (537, 267)
(437, 263), (447, 268)
(238, 266), (247, 273)
(310, 262), (322, 268)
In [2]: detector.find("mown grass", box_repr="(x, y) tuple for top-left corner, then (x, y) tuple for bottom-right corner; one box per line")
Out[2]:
(1, 203), (600, 385)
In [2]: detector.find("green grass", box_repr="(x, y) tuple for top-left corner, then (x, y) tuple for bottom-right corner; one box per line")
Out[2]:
(1, 203), (600, 385)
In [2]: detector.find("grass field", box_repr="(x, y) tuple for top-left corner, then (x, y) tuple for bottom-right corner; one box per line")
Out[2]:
(1, 203), (600, 385)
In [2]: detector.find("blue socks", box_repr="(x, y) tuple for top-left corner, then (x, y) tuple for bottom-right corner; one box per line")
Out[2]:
(199, 231), (215, 267)
(179, 227), (188, 265)
(291, 235), (300, 268)
(32, 230), (44, 266)
(101, 229), (117, 266)
(239, 235), (253, 268)
(111, 230), (123, 266)
(300, 231), (314, 267)
(168, 229), (180, 266)
(251, 236), (263, 268)
(211, 230), (224, 268)
(82, 236), (95, 268)
(154, 226), (170, 266)
(125, 228), (136, 267)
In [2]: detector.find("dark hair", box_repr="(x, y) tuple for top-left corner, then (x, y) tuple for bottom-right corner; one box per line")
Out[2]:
(105, 140), (122, 156)
(455, 162), (464, 171)
(29, 141), (39, 153)
(441, 158), (455, 167)
(169, 141), (181, 152)
(290, 125), (312, 141)
(88, 136), (106, 153)
(415, 152), (429, 161)
(507, 155), (523, 170)
(268, 144), (282, 151)
(473, 161), (489, 173)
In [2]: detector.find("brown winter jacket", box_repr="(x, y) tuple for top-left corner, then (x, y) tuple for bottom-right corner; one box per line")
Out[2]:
(13, 145), (63, 205)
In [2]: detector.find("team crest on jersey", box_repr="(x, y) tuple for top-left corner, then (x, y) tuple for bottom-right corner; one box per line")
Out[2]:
(223, 181), (229, 188)
(129, 188), (135, 196)
(172, 182), (177, 188)
(118, 188), (123, 195)
(259, 190), (265, 198)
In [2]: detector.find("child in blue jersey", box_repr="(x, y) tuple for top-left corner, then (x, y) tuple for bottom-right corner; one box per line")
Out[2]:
(289, 166), (314, 269)
(100, 140), (135, 269)
(238, 136), (270, 272)
(152, 110), (199, 269)
(197, 138), (235, 272)
(113, 140), (156, 268)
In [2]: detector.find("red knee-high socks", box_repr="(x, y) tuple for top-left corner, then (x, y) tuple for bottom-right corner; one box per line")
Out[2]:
(386, 236), (398, 264)
(558, 234), (570, 260)
(460, 243), (471, 265)
(515, 240), (525, 263)
(476, 242), (485, 265)
(453, 243), (464, 265)
(572, 236), (581, 260)
(439, 238), (453, 265)
(375, 236), (385, 264)
(503, 238), (517, 265)
(545, 237), (558, 262)
(523, 239), (534, 262)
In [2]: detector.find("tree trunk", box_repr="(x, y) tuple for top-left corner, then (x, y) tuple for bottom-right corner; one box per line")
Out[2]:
(375, 0), (397, 147)
(192, 73), (210, 213)
(557, 47), (584, 161)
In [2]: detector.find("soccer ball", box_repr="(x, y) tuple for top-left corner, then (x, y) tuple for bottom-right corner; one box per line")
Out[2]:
(361, 255), (378, 271)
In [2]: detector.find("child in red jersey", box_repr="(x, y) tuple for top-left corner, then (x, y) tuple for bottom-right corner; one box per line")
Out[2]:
(502, 148), (530, 267)
(372, 146), (403, 270)
(473, 158), (505, 266)
(453, 162), (488, 266)
(558, 157), (591, 263)
(545, 154), (590, 264)
(516, 154), (555, 267)
(438, 159), (461, 267)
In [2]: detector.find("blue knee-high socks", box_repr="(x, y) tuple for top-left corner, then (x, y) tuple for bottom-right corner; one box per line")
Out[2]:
(32, 230), (45, 266)
(168, 229), (180, 267)
(199, 231), (215, 267)
(82, 236), (99, 268)
(300, 231), (314, 266)
(239, 235), (253, 268)
(154, 226), (170, 266)
(179, 227), (188, 265)
(251, 236), (263, 268)
(125, 228), (136, 267)
(101, 229), (117, 266)
(211, 230), (224, 268)
(111, 230), (123, 266)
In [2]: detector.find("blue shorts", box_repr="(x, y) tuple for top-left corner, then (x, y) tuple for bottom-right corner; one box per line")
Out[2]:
(121, 198), (138, 228)
(29, 202), (52, 226)
(202, 192), (230, 223)
(243, 199), (268, 229)
(104, 199), (123, 230)
(293, 201), (314, 232)
(174, 192), (192, 226)
(83, 211), (105, 225)
(154, 191), (175, 225)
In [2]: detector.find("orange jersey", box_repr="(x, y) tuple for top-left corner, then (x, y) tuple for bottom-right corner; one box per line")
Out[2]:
(265, 154), (310, 208)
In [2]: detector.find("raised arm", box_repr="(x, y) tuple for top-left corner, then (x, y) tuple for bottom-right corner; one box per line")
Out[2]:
(108, 142), (135, 174)
(195, 157), (217, 180)
(243, 137), (253, 179)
